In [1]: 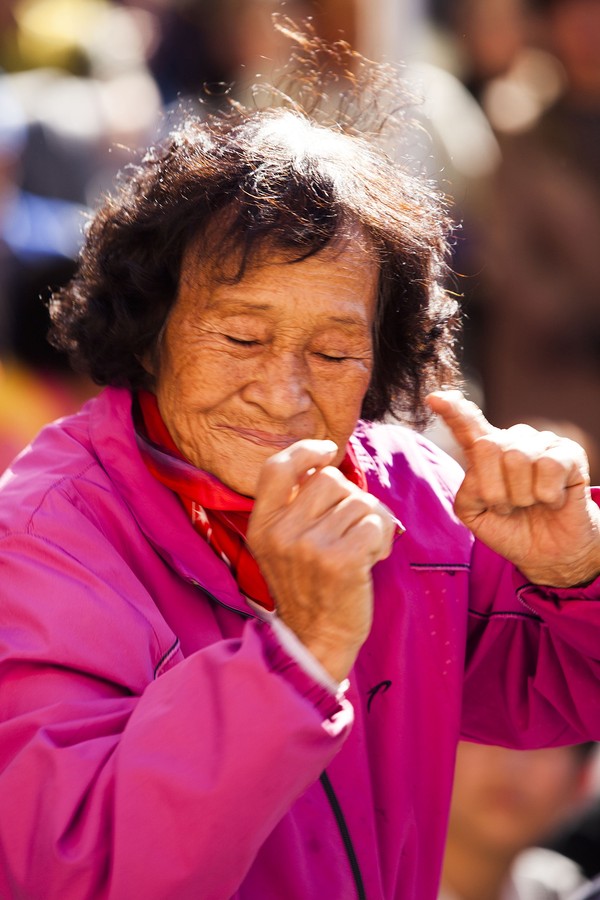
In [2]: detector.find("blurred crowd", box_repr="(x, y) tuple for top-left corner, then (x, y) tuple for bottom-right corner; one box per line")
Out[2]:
(1, 0), (599, 476)
(2, 0), (600, 477)
(2, 1), (600, 895)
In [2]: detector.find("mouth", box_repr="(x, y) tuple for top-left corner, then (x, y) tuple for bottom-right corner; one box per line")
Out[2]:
(224, 426), (305, 449)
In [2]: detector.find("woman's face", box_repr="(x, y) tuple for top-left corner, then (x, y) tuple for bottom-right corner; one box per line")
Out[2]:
(149, 240), (378, 497)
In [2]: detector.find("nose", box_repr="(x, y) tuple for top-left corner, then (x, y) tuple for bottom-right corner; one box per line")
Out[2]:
(242, 350), (312, 420)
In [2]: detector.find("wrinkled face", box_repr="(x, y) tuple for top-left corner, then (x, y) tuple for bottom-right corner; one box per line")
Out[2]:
(149, 239), (378, 496)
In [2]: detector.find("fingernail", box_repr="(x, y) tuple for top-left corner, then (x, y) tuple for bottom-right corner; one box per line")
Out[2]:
(393, 518), (406, 539)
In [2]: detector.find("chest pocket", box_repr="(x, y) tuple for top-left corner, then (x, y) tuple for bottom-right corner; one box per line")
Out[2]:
(407, 562), (470, 677)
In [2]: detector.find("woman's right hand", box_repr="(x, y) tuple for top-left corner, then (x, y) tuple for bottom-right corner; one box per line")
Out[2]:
(247, 440), (397, 683)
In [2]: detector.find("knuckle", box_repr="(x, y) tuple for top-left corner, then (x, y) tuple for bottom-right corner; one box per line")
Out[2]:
(480, 486), (508, 507)
(342, 495), (371, 521)
(470, 434), (500, 459)
(352, 512), (388, 548)
(537, 455), (565, 478)
(536, 485), (562, 506)
(352, 490), (380, 514)
(563, 437), (588, 464)
(538, 429), (562, 444)
(535, 457), (568, 495)
(356, 511), (383, 534)
(309, 466), (345, 495)
(318, 466), (343, 485)
(505, 423), (537, 438)
(467, 474), (505, 506)
(502, 447), (530, 470)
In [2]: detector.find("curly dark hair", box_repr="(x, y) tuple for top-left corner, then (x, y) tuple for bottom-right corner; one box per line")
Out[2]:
(49, 25), (460, 426)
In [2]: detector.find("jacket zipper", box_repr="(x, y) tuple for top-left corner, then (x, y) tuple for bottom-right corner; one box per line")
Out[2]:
(188, 580), (254, 618)
(320, 771), (367, 900)
(192, 581), (367, 897)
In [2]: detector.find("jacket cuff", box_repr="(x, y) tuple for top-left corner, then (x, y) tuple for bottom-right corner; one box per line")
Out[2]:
(255, 617), (350, 721)
(516, 570), (600, 609)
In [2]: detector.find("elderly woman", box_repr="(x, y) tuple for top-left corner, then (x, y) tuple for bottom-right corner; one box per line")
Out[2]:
(1, 49), (600, 900)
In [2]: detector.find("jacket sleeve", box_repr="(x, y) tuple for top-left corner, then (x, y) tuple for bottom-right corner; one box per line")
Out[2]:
(460, 487), (600, 747)
(0, 533), (352, 900)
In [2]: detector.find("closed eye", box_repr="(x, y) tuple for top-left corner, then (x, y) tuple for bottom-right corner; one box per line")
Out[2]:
(225, 336), (261, 347)
(315, 352), (349, 363)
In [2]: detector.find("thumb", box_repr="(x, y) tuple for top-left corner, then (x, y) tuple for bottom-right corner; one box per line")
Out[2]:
(426, 390), (495, 452)
(252, 439), (338, 518)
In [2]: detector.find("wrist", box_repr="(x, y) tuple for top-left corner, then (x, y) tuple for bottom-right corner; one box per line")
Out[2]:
(274, 610), (369, 684)
(269, 614), (350, 694)
(300, 638), (360, 684)
(522, 545), (600, 590)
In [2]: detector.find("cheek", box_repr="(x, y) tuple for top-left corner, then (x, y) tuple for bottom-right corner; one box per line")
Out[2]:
(161, 337), (247, 404)
(321, 366), (372, 417)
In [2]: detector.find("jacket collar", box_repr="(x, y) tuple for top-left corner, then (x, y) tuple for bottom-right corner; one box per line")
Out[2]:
(88, 386), (253, 619)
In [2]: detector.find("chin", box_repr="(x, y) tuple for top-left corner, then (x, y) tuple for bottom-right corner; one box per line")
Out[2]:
(215, 469), (258, 499)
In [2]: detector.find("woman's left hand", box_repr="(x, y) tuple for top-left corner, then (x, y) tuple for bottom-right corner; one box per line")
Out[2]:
(427, 391), (600, 587)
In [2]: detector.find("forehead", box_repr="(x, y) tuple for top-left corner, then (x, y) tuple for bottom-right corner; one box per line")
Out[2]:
(177, 235), (379, 322)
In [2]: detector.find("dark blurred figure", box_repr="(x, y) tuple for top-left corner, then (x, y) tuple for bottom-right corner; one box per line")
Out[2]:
(129, 0), (356, 109)
(132, 0), (247, 107)
(0, 254), (98, 473)
(545, 795), (600, 881)
(0, 71), (85, 471)
(462, 0), (600, 483)
(438, 741), (597, 900)
(0, 0), (158, 470)
(442, 0), (528, 102)
(0, 80), (97, 470)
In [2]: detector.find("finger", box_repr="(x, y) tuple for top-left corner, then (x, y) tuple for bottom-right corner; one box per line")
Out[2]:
(500, 425), (546, 508)
(305, 511), (395, 568)
(463, 426), (561, 512)
(426, 390), (494, 451)
(534, 439), (590, 508)
(343, 512), (396, 563)
(458, 434), (509, 514)
(310, 491), (395, 545)
(252, 439), (338, 517)
(291, 464), (364, 521)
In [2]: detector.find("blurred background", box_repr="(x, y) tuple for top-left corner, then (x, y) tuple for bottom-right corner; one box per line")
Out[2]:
(2, 0), (600, 479)
(2, 1), (600, 894)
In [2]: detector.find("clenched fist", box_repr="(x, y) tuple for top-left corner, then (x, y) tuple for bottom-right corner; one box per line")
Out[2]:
(247, 439), (397, 682)
(427, 390), (600, 587)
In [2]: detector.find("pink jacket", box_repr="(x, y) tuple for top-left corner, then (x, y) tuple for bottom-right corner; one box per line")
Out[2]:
(1, 386), (599, 900)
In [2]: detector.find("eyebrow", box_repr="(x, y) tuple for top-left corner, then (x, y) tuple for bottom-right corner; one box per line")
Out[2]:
(327, 315), (370, 328)
(205, 295), (272, 313)
(208, 299), (369, 329)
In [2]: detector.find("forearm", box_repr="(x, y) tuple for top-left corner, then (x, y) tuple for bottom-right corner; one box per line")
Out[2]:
(0, 620), (350, 899)
(462, 538), (600, 748)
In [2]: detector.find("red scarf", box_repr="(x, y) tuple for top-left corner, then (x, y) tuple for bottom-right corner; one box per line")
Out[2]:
(136, 390), (367, 611)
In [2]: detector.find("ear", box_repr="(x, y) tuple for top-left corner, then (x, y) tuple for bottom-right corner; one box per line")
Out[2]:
(136, 345), (161, 387)
(138, 318), (168, 381)
(139, 351), (155, 377)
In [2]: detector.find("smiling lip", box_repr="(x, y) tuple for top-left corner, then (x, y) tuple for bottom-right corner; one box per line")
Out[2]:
(225, 427), (304, 449)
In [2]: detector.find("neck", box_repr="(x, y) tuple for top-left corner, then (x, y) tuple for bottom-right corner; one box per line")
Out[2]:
(440, 832), (515, 900)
